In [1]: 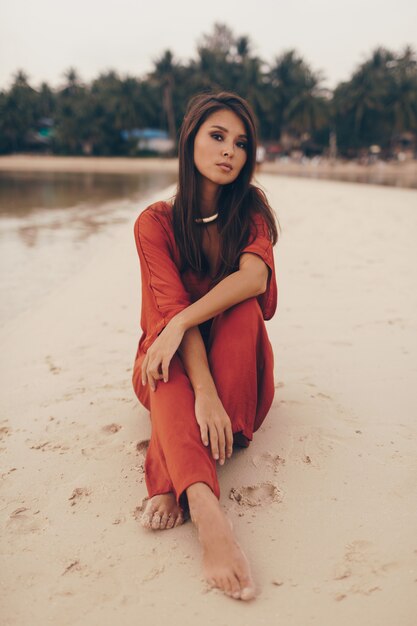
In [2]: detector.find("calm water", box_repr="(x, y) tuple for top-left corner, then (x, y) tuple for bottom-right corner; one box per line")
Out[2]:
(0, 170), (177, 326)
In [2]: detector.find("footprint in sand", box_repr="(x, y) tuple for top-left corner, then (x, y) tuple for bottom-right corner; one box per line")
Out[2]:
(102, 423), (122, 434)
(298, 429), (337, 469)
(251, 452), (285, 475)
(142, 565), (165, 582)
(81, 435), (126, 460)
(134, 440), (149, 474)
(229, 482), (282, 507)
(28, 439), (70, 453)
(0, 425), (10, 451)
(61, 559), (94, 578)
(136, 439), (150, 455)
(332, 540), (398, 600)
(0, 425), (11, 439)
(68, 487), (92, 506)
(45, 355), (61, 375)
(6, 507), (49, 534)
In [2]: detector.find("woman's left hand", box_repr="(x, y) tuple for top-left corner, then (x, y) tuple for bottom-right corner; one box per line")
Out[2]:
(141, 318), (186, 391)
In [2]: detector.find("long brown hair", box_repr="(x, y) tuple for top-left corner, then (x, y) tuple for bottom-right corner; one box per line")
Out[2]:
(171, 91), (279, 284)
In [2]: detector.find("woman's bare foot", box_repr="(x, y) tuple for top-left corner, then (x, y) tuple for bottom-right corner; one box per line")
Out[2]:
(186, 482), (256, 601)
(140, 492), (185, 530)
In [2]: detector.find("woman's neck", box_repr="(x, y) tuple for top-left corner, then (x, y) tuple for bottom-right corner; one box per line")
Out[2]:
(197, 179), (221, 217)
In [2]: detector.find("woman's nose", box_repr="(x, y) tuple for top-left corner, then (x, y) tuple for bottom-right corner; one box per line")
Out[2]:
(223, 143), (234, 157)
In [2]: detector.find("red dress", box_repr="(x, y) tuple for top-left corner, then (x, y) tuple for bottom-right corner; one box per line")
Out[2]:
(132, 200), (278, 509)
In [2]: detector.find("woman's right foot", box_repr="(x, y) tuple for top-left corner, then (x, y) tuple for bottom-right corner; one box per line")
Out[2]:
(186, 483), (256, 601)
(140, 492), (185, 530)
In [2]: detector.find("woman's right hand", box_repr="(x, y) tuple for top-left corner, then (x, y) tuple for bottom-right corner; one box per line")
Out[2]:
(194, 389), (234, 465)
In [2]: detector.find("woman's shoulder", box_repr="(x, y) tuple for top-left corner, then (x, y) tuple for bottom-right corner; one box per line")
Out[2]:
(138, 198), (173, 220)
(134, 199), (174, 242)
(248, 209), (269, 234)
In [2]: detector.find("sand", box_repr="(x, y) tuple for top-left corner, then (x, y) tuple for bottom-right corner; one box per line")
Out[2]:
(0, 155), (178, 174)
(1, 167), (417, 625)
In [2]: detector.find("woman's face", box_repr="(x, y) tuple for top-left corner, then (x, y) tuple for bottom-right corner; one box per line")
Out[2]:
(193, 109), (248, 188)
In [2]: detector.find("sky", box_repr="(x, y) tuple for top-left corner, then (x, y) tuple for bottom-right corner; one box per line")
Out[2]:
(1, 0), (416, 91)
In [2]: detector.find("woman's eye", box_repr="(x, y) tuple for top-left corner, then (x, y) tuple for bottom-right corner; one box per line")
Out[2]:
(211, 134), (247, 150)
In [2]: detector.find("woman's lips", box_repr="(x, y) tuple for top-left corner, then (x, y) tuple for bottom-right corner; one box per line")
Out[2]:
(217, 164), (232, 172)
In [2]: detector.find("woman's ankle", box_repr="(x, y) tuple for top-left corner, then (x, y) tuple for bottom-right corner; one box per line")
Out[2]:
(186, 482), (219, 520)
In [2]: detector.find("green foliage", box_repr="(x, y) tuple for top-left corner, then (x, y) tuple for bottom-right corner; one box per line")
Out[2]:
(333, 46), (417, 152)
(1, 24), (416, 157)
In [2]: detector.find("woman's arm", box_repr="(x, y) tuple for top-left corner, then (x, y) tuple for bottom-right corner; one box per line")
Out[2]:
(177, 326), (217, 394)
(177, 325), (234, 464)
(141, 255), (267, 388)
(173, 260), (266, 333)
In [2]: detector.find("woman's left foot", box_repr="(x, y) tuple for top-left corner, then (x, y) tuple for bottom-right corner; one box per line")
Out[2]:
(140, 492), (186, 530)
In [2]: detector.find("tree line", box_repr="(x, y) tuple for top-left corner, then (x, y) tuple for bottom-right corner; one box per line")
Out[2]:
(0, 23), (416, 158)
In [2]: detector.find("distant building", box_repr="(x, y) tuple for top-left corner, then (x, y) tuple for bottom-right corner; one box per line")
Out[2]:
(25, 117), (54, 152)
(120, 128), (175, 154)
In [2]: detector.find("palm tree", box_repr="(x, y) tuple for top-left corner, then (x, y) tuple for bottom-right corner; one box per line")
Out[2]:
(0, 70), (38, 152)
(332, 46), (417, 152)
(389, 46), (417, 134)
(267, 50), (326, 143)
(150, 50), (177, 143)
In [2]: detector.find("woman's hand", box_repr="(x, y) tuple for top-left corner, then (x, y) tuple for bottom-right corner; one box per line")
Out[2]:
(194, 389), (234, 465)
(141, 318), (186, 391)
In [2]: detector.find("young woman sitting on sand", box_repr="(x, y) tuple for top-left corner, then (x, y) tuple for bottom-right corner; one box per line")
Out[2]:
(132, 90), (279, 601)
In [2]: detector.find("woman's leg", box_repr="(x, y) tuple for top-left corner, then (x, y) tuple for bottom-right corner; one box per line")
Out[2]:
(184, 297), (274, 601)
(132, 296), (275, 515)
(133, 351), (220, 515)
(206, 296), (275, 443)
(132, 298), (273, 599)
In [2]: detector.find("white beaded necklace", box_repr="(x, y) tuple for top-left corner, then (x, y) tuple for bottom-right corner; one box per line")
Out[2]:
(194, 212), (219, 224)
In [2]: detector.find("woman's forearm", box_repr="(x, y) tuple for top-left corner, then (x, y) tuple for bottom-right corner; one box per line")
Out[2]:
(177, 326), (217, 394)
(175, 269), (261, 332)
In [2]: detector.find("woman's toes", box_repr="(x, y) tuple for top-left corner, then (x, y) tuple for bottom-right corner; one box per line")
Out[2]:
(159, 513), (169, 529)
(140, 508), (154, 528)
(151, 513), (161, 530)
(230, 575), (241, 599)
(166, 515), (176, 529)
(140, 513), (150, 528)
(235, 571), (256, 600)
(240, 585), (256, 601)
(174, 513), (184, 527)
(222, 575), (233, 596)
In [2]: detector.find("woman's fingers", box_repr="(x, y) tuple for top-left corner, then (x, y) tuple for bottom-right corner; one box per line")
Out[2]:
(142, 353), (166, 392)
(225, 421), (234, 459)
(161, 357), (170, 383)
(208, 424), (219, 461)
(141, 354), (149, 386)
(199, 423), (209, 447)
(217, 426), (226, 465)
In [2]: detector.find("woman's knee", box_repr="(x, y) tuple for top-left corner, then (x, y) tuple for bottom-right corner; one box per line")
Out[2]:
(223, 296), (262, 322)
(208, 297), (263, 350)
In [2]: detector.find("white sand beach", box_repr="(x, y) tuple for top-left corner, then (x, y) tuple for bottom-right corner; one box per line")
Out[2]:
(1, 169), (416, 625)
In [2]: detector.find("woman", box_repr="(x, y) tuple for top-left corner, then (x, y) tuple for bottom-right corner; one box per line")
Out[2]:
(132, 91), (279, 601)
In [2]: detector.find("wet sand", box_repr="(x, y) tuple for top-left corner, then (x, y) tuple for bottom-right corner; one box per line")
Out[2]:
(1, 173), (416, 625)
(0, 155), (178, 174)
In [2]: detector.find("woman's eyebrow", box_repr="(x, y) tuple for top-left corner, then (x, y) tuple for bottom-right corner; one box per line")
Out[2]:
(209, 124), (248, 139)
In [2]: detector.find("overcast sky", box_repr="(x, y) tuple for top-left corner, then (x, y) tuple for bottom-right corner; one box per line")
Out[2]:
(1, 0), (416, 91)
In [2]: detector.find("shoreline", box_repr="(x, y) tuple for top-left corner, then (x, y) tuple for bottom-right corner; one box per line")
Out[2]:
(0, 154), (416, 188)
(0, 155), (178, 174)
